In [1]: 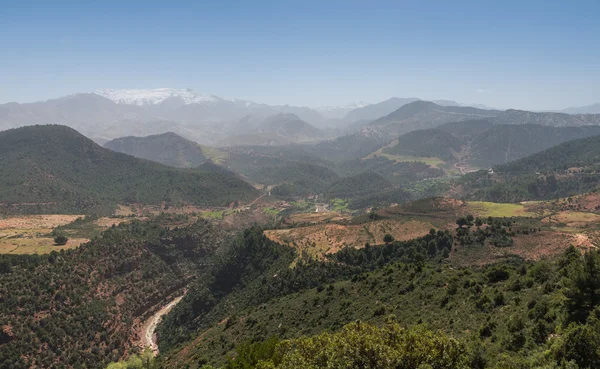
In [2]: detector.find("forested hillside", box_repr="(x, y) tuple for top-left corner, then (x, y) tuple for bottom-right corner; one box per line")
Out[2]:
(384, 128), (463, 161)
(460, 134), (600, 202)
(0, 216), (226, 368)
(104, 132), (207, 168)
(148, 215), (600, 369)
(379, 122), (600, 169)
(0, 125), (257, 214)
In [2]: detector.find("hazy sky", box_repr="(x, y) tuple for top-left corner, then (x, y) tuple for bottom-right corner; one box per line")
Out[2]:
(1, 0), (599, 110)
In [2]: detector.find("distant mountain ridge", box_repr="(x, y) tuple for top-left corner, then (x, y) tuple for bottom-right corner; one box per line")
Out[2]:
(3, 90), (600, 150)
(562, 103), (600, 114)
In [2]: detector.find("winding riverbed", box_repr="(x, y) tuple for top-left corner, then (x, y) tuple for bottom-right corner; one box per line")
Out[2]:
(140, 295), (184, 355)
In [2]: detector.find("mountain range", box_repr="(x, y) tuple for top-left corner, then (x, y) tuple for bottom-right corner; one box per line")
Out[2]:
(3, 89), (600, 150)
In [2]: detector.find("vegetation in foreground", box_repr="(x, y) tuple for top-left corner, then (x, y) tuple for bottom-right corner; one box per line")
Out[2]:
(152, 215), (600, 369)
(0, 215), (226, 369)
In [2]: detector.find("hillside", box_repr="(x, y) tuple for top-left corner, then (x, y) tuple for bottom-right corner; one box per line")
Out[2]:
(497, 134), (600, 173)
(376, 122), (600, 170)
(0, 218), (227, 369)
(257, 162), (339, 197)
(367, 101), (500, 138)
(222, 113), (323, 146)
(104, 132), (207, 168)
(326, 171), (392, 199)
(460, 134), (600, 202)
(469, 124), (600, 167)
(383, 128), (463, 161)
(0, 125), (257, 214)
(150, 213), (599, 369)
(492, 109), (600, 127)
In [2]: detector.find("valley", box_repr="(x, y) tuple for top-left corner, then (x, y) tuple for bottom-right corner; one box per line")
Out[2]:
(3, 95), (600, 369)
(3, 2), (600, 367)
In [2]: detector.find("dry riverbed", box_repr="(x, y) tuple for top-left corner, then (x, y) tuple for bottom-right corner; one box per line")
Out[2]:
(139, 295), (184, 355)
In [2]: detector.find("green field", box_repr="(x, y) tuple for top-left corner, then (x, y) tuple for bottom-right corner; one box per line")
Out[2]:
(329, 198), (349, 212)
(201, 210), (225, 219)
(466, 201), (536, 217)
(262, 207), (279, 216)
(364, 149), (445, 168)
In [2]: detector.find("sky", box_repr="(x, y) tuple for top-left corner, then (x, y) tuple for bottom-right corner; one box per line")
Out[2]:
(1, 0), (599, 110)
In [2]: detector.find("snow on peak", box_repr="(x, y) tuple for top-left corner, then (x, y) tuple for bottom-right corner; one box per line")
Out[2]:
(94, 88), (223, 106)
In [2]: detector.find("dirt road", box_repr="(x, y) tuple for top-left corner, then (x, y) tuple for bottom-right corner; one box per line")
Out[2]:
(140, 295), (184, 355)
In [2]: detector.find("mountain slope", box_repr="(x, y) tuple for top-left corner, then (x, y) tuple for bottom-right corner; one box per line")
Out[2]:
(104, 132), (207, 168)
(342, 97), (421, 122)
(384, 129), (463, 161)
(491, 109), (600, 127)
(469, 124), (600, 167)
(376, 121), (600, 169)
(459, 134), (600, 202)
(367, 101), (500, 138)
(0, 125), (257, 214)
(497, 134), (600, 173)
(223, 113), (322, 146)
(0, 218), (226, 369)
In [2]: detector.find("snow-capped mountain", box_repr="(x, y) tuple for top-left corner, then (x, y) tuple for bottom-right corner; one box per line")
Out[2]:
(94, 88), (222, 106)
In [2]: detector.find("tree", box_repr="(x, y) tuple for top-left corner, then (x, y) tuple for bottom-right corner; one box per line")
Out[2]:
(383, 234), (394, 244)
(564, 251), (600, 323)
(456, 217), (468, 228)
(54, 235), (68, 246)
(427, 240), (438, 257)
(254, 321), (470, 369)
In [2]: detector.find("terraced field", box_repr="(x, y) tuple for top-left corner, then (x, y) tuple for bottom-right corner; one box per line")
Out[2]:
(0, 215), (87, 254)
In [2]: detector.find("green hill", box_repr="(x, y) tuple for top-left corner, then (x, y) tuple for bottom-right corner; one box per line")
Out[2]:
(326, 171), (392, 199)
(383, 128), (463, 161)
(258, 162), (340, 197)
(497, 133), (600, 173)
(0, 217), (227, 369)
(469, 124), (600, 167)
(103, 132), (207, 168)
(0, 125), (257, 214)
(152, 218), (599, 369)
(460, 134), (600, 202)
(377, 123), (600, 169)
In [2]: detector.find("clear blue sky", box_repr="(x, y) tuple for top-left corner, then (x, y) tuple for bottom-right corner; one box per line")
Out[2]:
(1, 0), (599, 110)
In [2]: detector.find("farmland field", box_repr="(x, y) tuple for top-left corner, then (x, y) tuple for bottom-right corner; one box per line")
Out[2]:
(0, 214), (88, 254)
(466, 201), (537, 217)
(265, 219), (435, 259)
